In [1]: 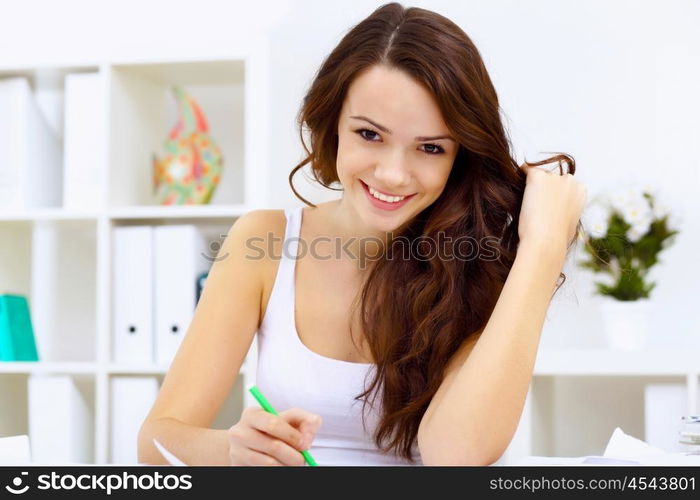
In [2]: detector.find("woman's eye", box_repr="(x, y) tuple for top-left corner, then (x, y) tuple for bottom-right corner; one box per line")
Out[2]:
(421, 144), (445, 155)
(356, 128), (380, 141)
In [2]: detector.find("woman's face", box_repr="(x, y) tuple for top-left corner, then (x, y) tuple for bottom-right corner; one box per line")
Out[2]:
(336, 64), (459, 233)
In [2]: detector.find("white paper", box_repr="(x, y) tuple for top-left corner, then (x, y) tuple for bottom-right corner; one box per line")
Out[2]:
(515, 426), (700, 466)
(0, 435), (32, 465)
(603, 427), (700, 466)
(152, 438), (187, 466)
(515, 455), (638, 466)
(603, 426), (666, 460)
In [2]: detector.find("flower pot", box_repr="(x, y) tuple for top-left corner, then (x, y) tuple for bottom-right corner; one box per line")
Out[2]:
(599, 298), (651, 350)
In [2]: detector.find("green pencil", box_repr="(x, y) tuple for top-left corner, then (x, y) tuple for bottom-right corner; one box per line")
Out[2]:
(248, 385), (319, 466)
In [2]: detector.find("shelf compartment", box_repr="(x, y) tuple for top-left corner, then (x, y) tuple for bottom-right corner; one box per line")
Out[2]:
(107, 218), (232, 368)
(28, 373), (95, 464)
(30, 219), (98, 363)
(0, 374), (29, 438)
(532, 375), (688, 458)
(0, 66), (105, 213)
(0, 373), (95, 464)
(0, 221), (32, 298)
(108, 60), (246, 208)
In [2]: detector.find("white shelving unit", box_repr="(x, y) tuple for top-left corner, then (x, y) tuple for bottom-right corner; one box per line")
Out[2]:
(0, 41), (270, 464)
(499, 349), (700, 464)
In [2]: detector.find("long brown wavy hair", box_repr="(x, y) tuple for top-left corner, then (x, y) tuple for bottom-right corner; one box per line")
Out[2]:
(288, 2), (582, 462)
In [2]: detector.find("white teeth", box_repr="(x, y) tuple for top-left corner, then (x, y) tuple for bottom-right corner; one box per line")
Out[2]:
(368, 185), (406, 203)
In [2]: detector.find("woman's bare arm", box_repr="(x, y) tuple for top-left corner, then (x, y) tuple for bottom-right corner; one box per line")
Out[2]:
(417, 165), (585, 465)
(416, 240), (567, 465)
(137, 210), (276, 465)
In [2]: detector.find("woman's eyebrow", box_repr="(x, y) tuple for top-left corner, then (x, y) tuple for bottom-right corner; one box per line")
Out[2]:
(350, 115), (455, 142)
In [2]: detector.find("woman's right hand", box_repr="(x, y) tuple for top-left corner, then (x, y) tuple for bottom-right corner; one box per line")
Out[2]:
(227, 406), (323, 466)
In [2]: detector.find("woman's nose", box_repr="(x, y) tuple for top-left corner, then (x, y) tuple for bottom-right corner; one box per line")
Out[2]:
(374, 152), (411, 188)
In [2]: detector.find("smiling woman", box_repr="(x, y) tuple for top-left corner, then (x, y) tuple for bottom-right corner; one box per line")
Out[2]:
(139, 1), (585, 467)
(285, 2), (585, 464)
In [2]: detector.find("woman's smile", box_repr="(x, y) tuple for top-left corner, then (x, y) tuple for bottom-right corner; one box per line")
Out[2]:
(359, 179), (417, 211)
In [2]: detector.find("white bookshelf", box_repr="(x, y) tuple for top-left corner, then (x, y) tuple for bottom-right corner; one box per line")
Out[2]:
(499, 349), (700, 464)
(0, 43), (269, 464)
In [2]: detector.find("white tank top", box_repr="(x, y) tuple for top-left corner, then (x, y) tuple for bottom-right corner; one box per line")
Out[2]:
(255, 206), (422, 466)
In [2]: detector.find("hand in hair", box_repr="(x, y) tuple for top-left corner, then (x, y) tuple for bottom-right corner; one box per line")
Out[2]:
(517, 160), (587, 253)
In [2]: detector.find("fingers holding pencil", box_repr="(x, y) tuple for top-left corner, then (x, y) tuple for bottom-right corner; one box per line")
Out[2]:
(246, 385), (322, 466)
(228, 406), (307, 466)
(234, 418), (305, 466)
(227, 404), (322, 466)
(278, 407), (323, 451)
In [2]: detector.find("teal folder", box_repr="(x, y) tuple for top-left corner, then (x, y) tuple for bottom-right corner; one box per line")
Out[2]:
(0, 294), (39, 361)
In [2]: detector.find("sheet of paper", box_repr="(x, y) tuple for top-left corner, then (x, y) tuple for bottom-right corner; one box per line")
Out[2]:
(153, 438), (187, 466)
(603, 427), (700, 465)
(603, 427), (666, 461)
(513, 426), (700, 466)
(0, 435), (32, 465)
(514, 455), (638, 466)
(581, 456), (639, 465)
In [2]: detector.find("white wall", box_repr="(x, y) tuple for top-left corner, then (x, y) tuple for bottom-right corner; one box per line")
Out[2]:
(2, 0), (699, 355)
(0, 0), (290, 64)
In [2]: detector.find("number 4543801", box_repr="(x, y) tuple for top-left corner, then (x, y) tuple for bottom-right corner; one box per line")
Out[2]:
(628, 476), (695, 491)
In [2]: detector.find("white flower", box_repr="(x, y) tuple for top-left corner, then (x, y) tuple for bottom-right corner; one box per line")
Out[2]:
(582, 203), (609, 238)
(610, 186), (645, 213)
(650, 192), (671, 220)
(653, 202), (669, 219)
(619, 199), (653, 228)
(626, 217), (653, 242)
(626, 224), (648, 243)
(641, 183), (656, 197)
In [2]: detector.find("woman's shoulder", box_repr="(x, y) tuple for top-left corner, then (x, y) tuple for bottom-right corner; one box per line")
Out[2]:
(231, 209), (292, 325)
(230, 208), (287, 238)
(235, 208), (286, 227)
(229, 209), (287, 259)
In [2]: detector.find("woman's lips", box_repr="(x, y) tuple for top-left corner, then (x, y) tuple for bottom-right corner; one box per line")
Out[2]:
(360, 180), (416, 211)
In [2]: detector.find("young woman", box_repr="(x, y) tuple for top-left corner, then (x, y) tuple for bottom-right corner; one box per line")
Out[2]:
(138, 2), (586, 466)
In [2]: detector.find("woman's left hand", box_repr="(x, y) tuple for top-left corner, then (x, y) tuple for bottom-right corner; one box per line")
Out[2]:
(517, 164), (587, 252)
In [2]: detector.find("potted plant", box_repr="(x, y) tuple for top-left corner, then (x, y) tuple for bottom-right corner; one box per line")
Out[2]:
(578, 184), (679, 349)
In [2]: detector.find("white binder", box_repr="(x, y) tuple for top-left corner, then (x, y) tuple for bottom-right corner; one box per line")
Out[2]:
(112, 226), (154, 363)
(0, 77), (62, 210)
(110, 376), (159, 465)
(63, 72), (105, 210)
(28, 375), (91, 464)
(153, 225), (210, 367)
